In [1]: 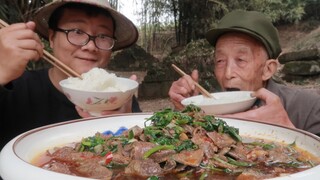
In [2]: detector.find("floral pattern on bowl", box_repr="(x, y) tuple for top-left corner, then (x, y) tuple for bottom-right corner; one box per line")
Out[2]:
(86, 96), (118, 105)
(59, 77), (139, 115)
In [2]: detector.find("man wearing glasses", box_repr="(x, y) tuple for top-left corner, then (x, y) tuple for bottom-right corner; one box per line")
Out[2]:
(0, 0), (140, 149)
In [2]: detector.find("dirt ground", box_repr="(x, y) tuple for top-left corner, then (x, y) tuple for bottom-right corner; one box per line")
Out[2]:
(139, 98), (174, 112)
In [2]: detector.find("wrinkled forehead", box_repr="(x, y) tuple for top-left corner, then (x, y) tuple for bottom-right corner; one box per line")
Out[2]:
(216, 32), (265, 48)
(214, 32), (269, 59)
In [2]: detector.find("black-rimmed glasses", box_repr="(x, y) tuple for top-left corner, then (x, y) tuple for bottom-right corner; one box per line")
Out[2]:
(54, 27), (115, 51)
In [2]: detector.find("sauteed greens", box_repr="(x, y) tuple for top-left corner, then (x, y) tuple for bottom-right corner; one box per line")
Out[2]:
(36, 105), (320, 179)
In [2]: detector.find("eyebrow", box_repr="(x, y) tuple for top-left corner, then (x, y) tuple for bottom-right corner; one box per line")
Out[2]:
(63, 19), (114, 33)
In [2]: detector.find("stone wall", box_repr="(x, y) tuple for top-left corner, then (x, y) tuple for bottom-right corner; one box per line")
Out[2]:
(138, 39), (220, 100)
(108, 44), (177, 99)
(279, 48), (320, 82)
(108, 44), (157, 72)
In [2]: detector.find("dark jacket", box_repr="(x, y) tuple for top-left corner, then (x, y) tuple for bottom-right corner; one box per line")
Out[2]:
(265, 79), (320, 135)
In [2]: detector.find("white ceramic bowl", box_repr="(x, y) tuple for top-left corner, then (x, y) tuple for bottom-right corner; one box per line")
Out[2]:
(181, 91), (256, 115)
(1, 114), (320, 180)
(59, 77), (138, 116)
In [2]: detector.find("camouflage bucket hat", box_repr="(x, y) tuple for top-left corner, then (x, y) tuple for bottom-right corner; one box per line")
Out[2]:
(33, 0), (138, 51)
(206, 10), (281, 59)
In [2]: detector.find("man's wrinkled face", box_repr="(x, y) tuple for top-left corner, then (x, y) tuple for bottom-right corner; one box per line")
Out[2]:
(214, 32), (269, 91)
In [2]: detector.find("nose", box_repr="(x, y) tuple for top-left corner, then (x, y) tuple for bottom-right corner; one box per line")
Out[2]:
(81, 39), (98, 51)
(224, 61), (236, 80)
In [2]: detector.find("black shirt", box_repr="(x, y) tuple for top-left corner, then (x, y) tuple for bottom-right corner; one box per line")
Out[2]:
(0, 69), (141, 149)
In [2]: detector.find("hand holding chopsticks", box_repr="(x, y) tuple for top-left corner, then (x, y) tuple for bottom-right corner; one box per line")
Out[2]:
(171, 64), (215, 98)
(0, 19), (82, 79)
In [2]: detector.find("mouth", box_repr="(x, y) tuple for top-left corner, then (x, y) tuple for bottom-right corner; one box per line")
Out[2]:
(77, 57), (97, 62)
(225, 88), (240, 91)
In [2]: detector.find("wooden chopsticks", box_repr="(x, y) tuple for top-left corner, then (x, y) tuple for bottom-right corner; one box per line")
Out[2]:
(42, 52), (75, 78)
(0, 19), (82, 79)
(172, 64), (215, 98)
(43, 50), (82, 79)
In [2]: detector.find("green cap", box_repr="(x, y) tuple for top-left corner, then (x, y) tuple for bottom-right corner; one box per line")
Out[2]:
(206, 10), (281, 59)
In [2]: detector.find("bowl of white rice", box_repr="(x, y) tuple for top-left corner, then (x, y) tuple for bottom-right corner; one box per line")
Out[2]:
(181, 91), (256, 115)
(59, 68), (139, 116)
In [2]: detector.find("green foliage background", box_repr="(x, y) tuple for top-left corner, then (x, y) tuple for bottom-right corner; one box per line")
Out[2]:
(0, 0), (319, 70)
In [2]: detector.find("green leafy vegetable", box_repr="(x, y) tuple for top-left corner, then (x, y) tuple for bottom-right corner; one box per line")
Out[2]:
(227, 157), (255, 167)
(175, 139), (198, 152)
(128, 130), (134, 139)
(80, 135), (105, 153)
(181, 104), (201, 113)
(249, 141), (276, 150)
(147, 176), (159, 180)
(143, 145), (175, 159)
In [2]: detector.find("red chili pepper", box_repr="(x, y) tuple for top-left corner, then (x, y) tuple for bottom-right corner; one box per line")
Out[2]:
(105, 152), (113, 165)
(203, 137), (212, 142)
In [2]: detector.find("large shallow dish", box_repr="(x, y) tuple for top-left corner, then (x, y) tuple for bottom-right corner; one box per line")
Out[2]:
(1, 114), (320, 180)
(181, 91), (256, 115)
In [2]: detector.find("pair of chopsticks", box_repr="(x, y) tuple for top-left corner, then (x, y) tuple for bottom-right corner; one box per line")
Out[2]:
(0, 19), (82, 79)
(172, 64), (215, 98)
(42, 51), (82, 78)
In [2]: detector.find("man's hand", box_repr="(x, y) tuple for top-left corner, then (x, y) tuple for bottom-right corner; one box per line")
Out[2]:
(168, 69), (200, 110)
(220, 88), (295, 128)
(0, 21), (43, 85)
(76, 74), (138, 118)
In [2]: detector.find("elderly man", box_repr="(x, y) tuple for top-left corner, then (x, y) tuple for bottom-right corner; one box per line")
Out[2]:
(169, 10), (320, 135)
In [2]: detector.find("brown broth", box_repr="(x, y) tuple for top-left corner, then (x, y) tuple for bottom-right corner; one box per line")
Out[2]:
(31, 137), (320, 180)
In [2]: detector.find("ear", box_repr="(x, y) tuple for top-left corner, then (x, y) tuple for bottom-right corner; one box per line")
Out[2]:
(48, 29), (55, 49)
(262, 59), (278, 81)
